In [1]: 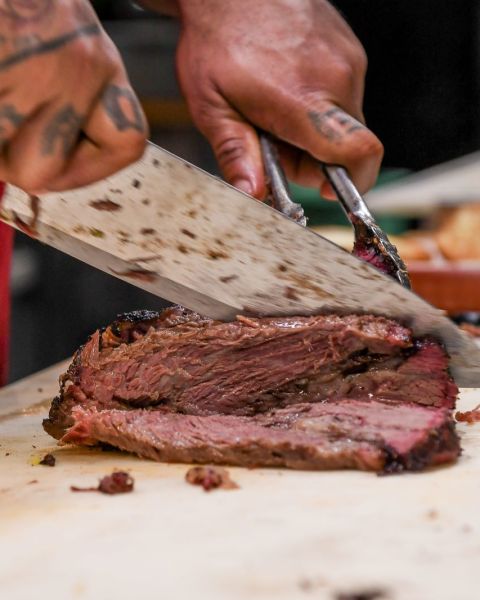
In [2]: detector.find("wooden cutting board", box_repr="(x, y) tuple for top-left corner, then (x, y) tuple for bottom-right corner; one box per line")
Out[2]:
(1, 363), (480, 600)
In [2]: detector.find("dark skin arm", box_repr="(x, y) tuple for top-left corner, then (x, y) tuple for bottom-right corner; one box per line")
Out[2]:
(0, 0), (148, 192)
(139, 0), (383, 200)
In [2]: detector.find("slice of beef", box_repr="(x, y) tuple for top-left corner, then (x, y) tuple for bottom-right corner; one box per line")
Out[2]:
(61, 400), (459, 473)
(44, 306), (460, 472)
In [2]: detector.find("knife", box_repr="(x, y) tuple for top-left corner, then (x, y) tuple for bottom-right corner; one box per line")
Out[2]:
(0, 141), (479, 386)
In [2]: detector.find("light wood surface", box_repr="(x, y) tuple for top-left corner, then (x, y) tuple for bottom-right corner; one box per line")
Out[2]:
(1, 364), (480, 600)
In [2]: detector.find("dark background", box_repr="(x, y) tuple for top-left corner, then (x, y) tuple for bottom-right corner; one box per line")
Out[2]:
(338, 0), (480, 169)
(8, 0), (480, 382)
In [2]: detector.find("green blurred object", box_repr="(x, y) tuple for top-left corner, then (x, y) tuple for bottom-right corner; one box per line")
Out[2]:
(292, 168), (411, 234)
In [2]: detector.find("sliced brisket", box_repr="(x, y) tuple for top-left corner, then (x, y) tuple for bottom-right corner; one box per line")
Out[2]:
(44, 306), (460, 472)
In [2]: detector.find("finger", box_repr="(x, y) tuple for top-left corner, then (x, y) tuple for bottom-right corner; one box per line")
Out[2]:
(275, 141), (331, 194)
(275, 142), (340, 200)
(0, 101), (28, 154)
(186, 93), (266, 200)
(268, 101), (383, 197)
(46, 81), (148, 191)
(302, 104), (382, 196)
(0, 90), (47, 185)
(0, 99), (87, 193)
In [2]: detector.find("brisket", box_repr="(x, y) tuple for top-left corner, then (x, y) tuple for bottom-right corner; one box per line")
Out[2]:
(44, 306), (460, 473)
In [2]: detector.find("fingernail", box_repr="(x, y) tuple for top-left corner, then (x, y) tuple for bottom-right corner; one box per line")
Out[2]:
(232, 178), (253, 196)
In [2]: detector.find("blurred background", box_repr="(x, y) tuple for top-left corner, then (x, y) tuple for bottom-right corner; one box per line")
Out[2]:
(8, 0), (480, 382)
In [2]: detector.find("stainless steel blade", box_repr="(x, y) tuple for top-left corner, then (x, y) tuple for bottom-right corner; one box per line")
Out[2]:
(1, 142), (479, 386)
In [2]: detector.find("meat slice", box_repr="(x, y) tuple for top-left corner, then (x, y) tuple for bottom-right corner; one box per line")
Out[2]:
(44, 307), (460, 473)
(62, 401), (458, 473)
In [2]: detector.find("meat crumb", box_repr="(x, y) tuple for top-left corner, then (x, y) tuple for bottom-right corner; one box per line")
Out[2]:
(28, 480), (38, 485)
(98, 472), (134, 494)
(185, 466), (239, 492)
(455, 403), (480, 423)
(335, 589), (387, 600)
(71, 471), (134, 495)
(39, 453), (56, 467)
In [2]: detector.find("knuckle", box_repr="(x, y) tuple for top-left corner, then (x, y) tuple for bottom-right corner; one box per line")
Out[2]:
(353, 46), (368, 75)
(73, 38), (98, 64)
(100, 43), (126, 75)
(115, 132), (147, 163)
(351, 131), (384, 161)
(130, 133), (148, 158)
(189, 99), (216, 133)
(74, 37), (121, 79)
(332, 59), (356, 88)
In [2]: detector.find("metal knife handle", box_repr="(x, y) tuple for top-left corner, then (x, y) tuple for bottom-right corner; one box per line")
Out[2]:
(260, 133), (307, 227)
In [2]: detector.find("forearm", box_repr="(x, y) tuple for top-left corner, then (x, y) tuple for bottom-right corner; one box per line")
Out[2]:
(134, 0), (180, 17)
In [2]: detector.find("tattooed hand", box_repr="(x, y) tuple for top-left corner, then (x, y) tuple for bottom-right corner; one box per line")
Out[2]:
(172, 0), (382, 199)
(0, 0), (147, 192)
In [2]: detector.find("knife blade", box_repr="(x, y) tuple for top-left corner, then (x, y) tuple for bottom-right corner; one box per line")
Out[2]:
(0, 142), (479, 386)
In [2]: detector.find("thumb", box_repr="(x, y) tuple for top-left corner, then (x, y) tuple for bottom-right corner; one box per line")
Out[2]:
(194, 104), (266, 200)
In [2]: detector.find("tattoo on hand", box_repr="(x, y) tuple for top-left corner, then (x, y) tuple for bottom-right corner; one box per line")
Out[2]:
(308, 108), (365, 142)
(0, 104), (24, 148)
(42, 105), (84, 158)
(0, 0), (53, 23)
(0, 23), (101, 72)
(13, 34), (42, 51)
(102, 84), (146, 133)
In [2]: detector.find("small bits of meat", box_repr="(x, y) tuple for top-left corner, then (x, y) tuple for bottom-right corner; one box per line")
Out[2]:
(455, 404), (480, 424)
(185, 466), (238, 492)
(39, 453), (56, 467)
(335, 589), (387, 600)
(99, 471), (134, 494)
(71, 471), (134, 495)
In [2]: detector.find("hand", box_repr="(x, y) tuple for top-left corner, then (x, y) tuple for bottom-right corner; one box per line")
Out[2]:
(175, 0), (383, 200)
(0, 0), (148, 193)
